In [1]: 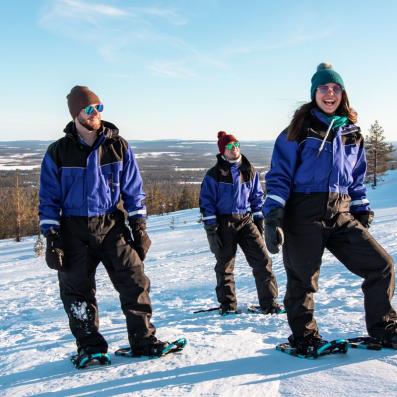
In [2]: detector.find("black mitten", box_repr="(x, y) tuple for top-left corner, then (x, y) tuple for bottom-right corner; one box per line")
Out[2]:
(264, 208), (285, 254)
(354, 211), (374, 229)
(204, 223), (223, 256)
(128, 218), (152, 261)
(45, 230), (65, 271)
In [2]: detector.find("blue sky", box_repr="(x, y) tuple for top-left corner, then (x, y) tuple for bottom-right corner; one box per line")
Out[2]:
(0, 0), (396, 141)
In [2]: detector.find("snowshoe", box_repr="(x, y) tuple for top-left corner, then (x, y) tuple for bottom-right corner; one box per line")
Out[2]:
(347, 337), (383, 350)
(115, 337), (187, 358)
(247, 304), (286, 315)
(192, 306), (241, 315)
(219, 307), (241, 316)
(193, 306), (221, 314)
(277, 336), (348, 359)
(71, 351), (111, 369)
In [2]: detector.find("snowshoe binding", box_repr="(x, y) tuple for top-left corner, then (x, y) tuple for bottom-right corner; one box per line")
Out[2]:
(71, 351), (111, 369)
(277, 335), (348, 359)
(115, 336), (187, 358)
(247, 303), (286, 315)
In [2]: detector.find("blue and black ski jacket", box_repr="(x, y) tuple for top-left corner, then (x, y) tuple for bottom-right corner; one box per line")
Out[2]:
(263, 113), (370, 216)
(39, 121), (146, 235)
(200, 154), (264, 225)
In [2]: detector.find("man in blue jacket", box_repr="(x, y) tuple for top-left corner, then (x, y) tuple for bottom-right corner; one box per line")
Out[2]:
(39, 86), (166, 366)
(200, 131), (280, 315)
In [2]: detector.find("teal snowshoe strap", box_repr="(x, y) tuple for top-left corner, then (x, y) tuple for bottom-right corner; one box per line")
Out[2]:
(71, 352), (111, 369)
(115, 337), (187, 358)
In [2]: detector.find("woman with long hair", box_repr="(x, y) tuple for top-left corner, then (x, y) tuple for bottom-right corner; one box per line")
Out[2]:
(263, 63), (396, 354)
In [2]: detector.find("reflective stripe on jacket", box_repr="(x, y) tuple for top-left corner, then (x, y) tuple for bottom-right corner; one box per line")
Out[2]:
(263, 116), (370, 216)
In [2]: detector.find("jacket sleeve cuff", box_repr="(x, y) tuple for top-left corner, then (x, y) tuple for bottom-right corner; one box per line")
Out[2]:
(128, 209), (147, 219)
(202, 214), (217, 225)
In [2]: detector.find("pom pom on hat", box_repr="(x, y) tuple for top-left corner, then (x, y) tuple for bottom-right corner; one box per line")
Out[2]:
(310, 62), (345, 100)
(218, 131), (227, 140)
(316, 62), (333, 71)
(217, 130), (238, 154)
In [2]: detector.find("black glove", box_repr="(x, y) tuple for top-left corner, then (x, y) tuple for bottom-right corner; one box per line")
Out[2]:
(129, 218), (152, 261)
(45, 230), (65, 271)
(354, 211), (374, 229)
(253, 217), (264, 236)
(264, 208), (285, 254)
(204, 223), (223, 256)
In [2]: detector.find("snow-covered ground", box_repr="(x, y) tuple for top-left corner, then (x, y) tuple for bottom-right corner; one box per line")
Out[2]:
(0, 171), (397, 396)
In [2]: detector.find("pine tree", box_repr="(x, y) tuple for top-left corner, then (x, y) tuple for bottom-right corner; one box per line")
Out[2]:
(365, 120), (395, 187)
(15, 170), (21, 242)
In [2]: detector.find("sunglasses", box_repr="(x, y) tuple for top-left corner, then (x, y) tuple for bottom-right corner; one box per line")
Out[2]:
(225, 141), (240, 150)
(84, 103), (104, 115)
(317, 85), (343, 95)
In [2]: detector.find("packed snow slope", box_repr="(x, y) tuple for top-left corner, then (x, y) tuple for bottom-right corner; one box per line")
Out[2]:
(0, 171), (396, 397)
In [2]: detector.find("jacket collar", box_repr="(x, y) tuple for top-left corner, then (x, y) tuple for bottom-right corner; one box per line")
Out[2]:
(63, 120), (120, 141)
(216, 153), (251, 172)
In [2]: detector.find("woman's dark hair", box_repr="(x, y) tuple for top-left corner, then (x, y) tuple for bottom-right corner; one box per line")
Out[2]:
(287, 90), (358, 141)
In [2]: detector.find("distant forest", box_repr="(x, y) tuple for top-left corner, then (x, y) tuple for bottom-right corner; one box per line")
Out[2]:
(0, 170), (201, 240)
(0, 136), (396, 240)
(0, 139), (274, 239)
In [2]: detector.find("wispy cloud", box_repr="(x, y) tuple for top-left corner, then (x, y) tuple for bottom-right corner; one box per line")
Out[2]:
(39, 0), (128, 28)
(135, 6), (187, 26)
(38, 0), (188, 61)
(39, 0), (186, 25)
(221, 27), (335, 58)
(38, 0), (226, 77)
(62, 0), (128, 17)
(38, 1), (335, 80)
(148, 60), (197, 79)
(146, 43), (230, 79)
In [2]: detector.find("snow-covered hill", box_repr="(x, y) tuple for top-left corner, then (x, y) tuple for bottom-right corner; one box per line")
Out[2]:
(1, 171), (397, 397)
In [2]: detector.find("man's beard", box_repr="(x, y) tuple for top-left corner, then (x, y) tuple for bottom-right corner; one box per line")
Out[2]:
(78, 115), (101, 131)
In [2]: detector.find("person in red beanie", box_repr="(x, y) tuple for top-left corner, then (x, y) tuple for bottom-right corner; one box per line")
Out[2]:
(199, 131), (281, 315)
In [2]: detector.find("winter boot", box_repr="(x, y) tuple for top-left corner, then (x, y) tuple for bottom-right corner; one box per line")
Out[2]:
(131, 336), (170, 357)
(370, 321), (397, 349)
(219, 304), (239, 316)
(260, 301), (285, 314)
(288, 333), (328, 356)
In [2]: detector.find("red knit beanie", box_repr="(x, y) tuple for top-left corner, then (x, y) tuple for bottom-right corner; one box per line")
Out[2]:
(67, 86), (101, 120)
(217, 131), (238, 154)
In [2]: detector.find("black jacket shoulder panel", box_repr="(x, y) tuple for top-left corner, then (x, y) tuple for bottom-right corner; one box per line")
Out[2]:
(48, 120), (124, 168)
(46, 135), (87, 168)
(239, 154), (256, 182)
(99, 136), (124, 165)
(304, 115), (334, 143)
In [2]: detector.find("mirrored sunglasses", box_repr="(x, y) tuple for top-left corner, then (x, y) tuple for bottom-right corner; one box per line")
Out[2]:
(317, 85), (342, 95)
(84, 103), (104, 115)
(225, 141), (240, 150)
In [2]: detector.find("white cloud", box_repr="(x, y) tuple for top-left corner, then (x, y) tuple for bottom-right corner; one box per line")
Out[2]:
(148, 60), (197, 79)
(134, 6), (187, 26)
(38, 0), (189, 63)
(61, 0), (128, 17)
(221, 27), (335, 58)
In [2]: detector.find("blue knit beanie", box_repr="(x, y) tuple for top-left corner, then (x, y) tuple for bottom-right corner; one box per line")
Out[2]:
(310, 63), (344, 100)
